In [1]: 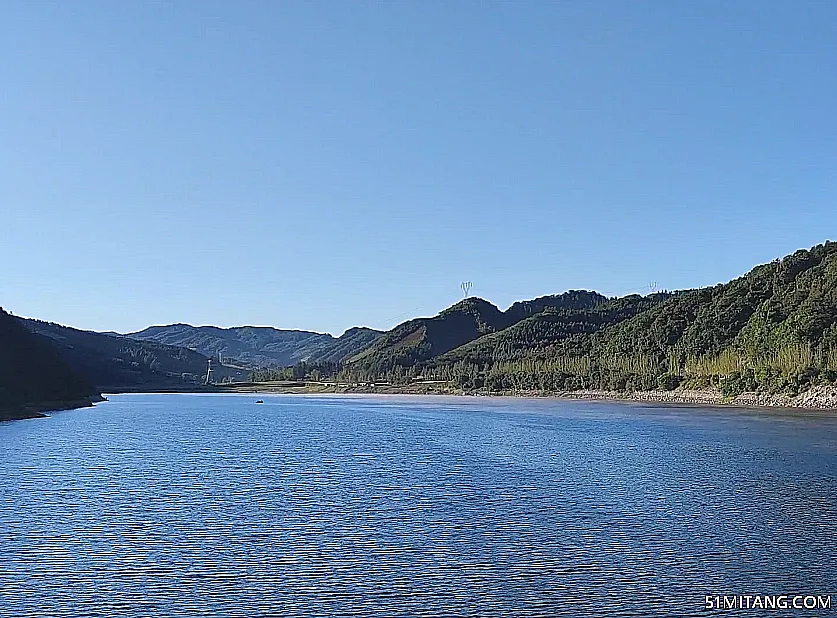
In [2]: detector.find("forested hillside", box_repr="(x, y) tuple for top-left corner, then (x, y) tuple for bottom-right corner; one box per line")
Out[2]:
(424, 242), (837, 395)
(345, 292), (608, 377)
(345, 297), (510, 376)
(431, 292), (675, 366)
(23, 319), (246, 390)
(503, 290), (608, 323)
(265, 242), (837, 398)
(0, 308), (100, 420)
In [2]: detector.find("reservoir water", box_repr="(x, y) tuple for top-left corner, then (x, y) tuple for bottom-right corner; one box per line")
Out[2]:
(2, 394), (836, 616)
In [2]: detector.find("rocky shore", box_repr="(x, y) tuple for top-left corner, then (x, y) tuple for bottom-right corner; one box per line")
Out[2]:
(219, 381), (837, 411)
(548, 386), (837, 410)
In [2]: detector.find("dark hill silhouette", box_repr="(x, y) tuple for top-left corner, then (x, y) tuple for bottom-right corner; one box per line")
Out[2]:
(0, 308), (100, 420)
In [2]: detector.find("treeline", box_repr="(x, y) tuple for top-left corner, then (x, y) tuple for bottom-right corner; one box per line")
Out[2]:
(249, 361), (430, 385)
(422, 341), (837, 396)
(249, 361), (340, 383)
(245, 341), (837, 396)
(681, 342), (837, 395)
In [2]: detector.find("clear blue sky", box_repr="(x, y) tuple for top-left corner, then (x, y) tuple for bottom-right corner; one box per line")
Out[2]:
(2, 1), (835, 335)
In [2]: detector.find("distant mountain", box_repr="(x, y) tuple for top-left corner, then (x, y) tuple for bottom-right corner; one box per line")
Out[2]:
(346, 291), (608, 375)
(1, 308), (100, 420)
(129, 324), (382, 368)
(22, 319), (246, 390)
(299, 327), (384, 364)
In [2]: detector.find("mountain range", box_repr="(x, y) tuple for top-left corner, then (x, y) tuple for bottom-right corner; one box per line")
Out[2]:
(129, 324), (382, 368)
(3, 241), (837, 419)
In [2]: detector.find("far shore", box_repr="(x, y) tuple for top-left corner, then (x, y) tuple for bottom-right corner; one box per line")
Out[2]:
(212, 381), (837, 411)
(8, 385), (837, 422)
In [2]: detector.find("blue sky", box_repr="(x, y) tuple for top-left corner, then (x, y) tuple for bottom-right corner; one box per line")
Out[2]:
(1, 1), (835, 335)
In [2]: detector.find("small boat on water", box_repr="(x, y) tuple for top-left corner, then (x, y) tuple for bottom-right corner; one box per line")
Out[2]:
(255, 400), (264, 404)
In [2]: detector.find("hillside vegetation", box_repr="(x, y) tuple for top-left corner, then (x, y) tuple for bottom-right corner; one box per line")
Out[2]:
(431, 292), (676, 366)
(23, 319), (247, 390)
(345, 298), (510, 376)
(345, 292), (608, 376)
(425, 242), (837, 395)
(279, 242), (837, 398)
(1, 309), (100, 420)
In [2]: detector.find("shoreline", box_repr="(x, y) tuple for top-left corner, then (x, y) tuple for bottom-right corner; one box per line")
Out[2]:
(0, 395), (106, 423)
(18, 385), (833, 415)
(214, 382), (837, 411)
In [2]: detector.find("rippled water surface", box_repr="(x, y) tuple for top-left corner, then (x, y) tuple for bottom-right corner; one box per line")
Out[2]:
(2, 394), (837, 616)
